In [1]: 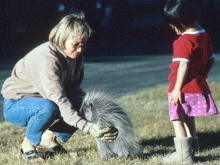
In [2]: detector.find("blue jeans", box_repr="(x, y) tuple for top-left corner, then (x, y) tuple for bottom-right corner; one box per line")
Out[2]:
(3, 96), (82, 146)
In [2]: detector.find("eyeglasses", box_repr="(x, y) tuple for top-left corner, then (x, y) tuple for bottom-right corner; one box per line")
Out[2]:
(69, 41), (88, 49)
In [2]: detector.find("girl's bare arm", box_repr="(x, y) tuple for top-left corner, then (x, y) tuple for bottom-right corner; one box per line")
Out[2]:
(169, 61), (189, 105)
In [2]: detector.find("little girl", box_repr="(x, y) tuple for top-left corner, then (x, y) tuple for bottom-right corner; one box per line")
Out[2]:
(162, 0), (218, 164)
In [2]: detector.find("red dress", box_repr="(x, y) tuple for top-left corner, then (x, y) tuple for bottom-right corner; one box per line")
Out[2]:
(168, 29), (213, 93)
(168, 30), (218, 120)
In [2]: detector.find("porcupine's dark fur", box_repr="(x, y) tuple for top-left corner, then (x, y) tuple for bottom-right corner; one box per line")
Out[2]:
(79, 90), (141, 159)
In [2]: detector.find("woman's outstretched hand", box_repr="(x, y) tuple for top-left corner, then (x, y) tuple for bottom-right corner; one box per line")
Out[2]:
(82, 122), (118, 142)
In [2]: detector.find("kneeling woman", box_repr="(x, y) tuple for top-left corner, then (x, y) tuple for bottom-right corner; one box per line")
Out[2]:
(1, 12), (117, 163)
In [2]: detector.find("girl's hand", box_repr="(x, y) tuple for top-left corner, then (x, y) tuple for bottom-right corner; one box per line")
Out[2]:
(169, 89), (182, 105)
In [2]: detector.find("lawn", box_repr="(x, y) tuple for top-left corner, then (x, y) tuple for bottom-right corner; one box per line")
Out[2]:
(0, 81), (219, 165)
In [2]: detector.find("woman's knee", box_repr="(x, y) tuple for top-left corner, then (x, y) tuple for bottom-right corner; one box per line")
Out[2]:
(38, 99), (59, 119)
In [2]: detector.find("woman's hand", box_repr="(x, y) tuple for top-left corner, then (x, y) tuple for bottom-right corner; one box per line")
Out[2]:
(82, 122), (118, 142)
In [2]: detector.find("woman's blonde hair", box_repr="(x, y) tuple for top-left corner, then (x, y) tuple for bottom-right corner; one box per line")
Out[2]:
(49, 12), (92, 49)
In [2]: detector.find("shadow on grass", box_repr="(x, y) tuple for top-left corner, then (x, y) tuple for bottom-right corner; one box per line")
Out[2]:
(39, 146), (95, 162)
(140, 131), (220, 162)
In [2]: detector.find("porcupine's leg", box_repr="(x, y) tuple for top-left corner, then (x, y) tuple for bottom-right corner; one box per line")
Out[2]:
(96, 139), (115, 159)
(112, 129), (140, 158)
(112, 136), (130, 157)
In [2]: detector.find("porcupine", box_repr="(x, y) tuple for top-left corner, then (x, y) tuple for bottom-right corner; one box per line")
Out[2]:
(79, 90), (141, 159)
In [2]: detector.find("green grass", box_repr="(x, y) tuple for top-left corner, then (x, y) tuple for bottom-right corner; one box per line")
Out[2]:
(0, 81), (219, 165)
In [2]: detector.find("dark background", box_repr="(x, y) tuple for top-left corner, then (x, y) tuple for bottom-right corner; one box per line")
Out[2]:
(0, 0), (220, 62)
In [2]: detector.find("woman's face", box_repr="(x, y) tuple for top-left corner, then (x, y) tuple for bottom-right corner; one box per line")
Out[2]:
(63, 35), (88, 59)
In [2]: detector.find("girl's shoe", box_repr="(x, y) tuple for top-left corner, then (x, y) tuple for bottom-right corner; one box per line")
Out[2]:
(161, 137), (194, 164)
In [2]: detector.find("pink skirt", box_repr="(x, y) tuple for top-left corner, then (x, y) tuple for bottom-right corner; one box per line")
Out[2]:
(168, 93), (218, 121)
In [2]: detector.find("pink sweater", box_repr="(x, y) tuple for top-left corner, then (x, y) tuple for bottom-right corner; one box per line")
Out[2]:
(1, 42), (86, 129)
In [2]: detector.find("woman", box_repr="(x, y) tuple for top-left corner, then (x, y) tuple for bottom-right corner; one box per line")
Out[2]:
(1, 12), (117, 163)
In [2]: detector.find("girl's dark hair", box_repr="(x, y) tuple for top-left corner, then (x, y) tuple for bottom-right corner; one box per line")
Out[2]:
(163, 0), (199, 32)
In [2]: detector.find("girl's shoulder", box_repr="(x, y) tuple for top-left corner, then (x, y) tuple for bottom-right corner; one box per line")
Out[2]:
(174, 35), (193, 47)
(180, 30), (210, 40)
(175, 30), (210, 46)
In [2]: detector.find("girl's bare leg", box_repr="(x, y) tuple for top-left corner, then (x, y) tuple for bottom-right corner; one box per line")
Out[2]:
(184, 117), (196, 137)
(172, 119), (187, 137)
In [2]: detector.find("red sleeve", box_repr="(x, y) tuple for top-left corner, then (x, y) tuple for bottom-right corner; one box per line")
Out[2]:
(173, 38), (193, 60)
